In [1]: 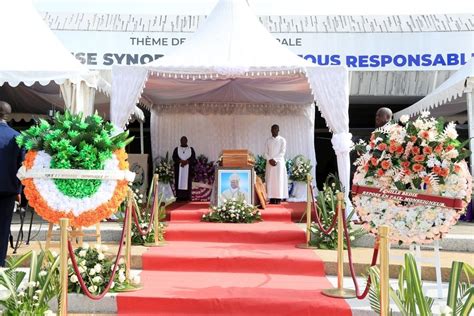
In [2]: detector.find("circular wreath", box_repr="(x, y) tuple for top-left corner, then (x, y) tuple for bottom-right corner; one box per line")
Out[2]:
(353, 112), (472, 244)
(16, 111), (133, 227)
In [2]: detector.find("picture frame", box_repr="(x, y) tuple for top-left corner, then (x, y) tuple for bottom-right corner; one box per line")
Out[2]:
(217, 167), (254, 206)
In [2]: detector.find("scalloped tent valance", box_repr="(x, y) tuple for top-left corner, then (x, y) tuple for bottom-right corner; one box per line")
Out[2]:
(111, 0), (352, 201)
(0, 0), (100, 115)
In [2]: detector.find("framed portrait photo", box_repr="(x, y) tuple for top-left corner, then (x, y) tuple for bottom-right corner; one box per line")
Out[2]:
(217, 168), (254, 206)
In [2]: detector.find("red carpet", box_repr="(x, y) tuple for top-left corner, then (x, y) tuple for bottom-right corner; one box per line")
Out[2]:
(117, 202), (351, 315)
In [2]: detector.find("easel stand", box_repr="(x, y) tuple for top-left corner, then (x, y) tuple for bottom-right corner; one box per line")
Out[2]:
(46, 222), (101, 249)
(390, 240), (443, 298)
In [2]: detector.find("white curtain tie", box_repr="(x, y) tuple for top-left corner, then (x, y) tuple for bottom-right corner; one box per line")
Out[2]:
(331, 132), (353, 156)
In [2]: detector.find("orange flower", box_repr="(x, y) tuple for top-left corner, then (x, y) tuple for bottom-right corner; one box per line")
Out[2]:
(410, 136), (417, 142)
(446, 145), (454, 151)
(433, 165), (441, 175)
(412, 164), (424, 172)
(371, 157), (378, 166)
(413, 155), (425, 162)
(363, 164), (369, 172)
(381, 160), (391, 170)
(404, 169), (412, 176)
(454, 164), (461, 174)
(420, 131), (430, 139)
(389, 144), (398, 153)
(377, 143), (387, 151)
(434, 144), (443, 154)
(396, 146), (404, 155)
(401, 161), (410, 169)
(439, 168), (449, 177)
(411, 146), (420, 155)
(423, 176), (431, 185)
(377, 169), (385, 176)
(24, 151), (37, 169)
(423, 147), (433, 155)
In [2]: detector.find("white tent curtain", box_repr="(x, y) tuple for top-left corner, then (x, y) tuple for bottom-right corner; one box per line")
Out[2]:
(306, 66), (352, 204)
(60, 80), (96, 116)
(150, 103), (316, 172)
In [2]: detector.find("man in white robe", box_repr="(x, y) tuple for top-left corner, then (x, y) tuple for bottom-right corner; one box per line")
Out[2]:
(264, 124), (288, 204)
(172, 136), (196, 201)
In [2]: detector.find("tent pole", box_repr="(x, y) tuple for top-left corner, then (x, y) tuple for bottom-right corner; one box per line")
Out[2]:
(467, 92), (474, 176)
(140, 121), (145, 154)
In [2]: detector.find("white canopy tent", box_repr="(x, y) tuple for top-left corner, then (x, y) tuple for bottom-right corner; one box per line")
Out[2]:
(0, 0), (100, 115)
(394, 60), (474, 175)
(111, 0), (352, 200)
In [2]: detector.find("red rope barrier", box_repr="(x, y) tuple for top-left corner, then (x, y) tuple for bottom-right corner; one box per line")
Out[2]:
(342, 213), (379, 300)
(132, 190), (158, 236)
(309, 184), (338, 235)
(67, 202), (129, 300)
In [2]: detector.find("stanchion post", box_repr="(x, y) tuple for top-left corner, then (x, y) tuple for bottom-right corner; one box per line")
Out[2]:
(322, 192), (356, 298)
(125, 189), (133, 282)
(58, 218), (69, 316)
(305, 174), (312, 243)
(379, 225), (390, 316)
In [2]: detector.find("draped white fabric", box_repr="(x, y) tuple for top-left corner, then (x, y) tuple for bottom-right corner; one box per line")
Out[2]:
(306, 66), (352, 207)
(60, 80), (96, 116)
(150, 103), (316, 177)
(111, 66), (149, 127)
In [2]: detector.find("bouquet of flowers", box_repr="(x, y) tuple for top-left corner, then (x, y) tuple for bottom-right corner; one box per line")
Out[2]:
(193, 155), (215, 184)
(254, 155), (267, 181)
(289, 155), (312, 182)
(68, 243), (137, 294)
(16, 111), (133, 227)
(154, 153), (174, 184)
(202, 199), (261, 223)
(353, 112), (472, 244)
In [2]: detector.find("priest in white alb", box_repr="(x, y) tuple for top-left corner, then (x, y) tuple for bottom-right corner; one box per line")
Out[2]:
(264, 124), (288, 204)
(172, 136), (196, 202)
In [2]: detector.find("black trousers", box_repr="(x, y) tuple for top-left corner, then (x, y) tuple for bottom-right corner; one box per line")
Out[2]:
(0, 194), (15, 267)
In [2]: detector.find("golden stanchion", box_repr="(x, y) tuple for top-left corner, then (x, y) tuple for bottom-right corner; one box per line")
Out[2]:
(379, 225), (390, 316)
(58, 218), (69, 316)
(296, 175), (318, 249)
(125, 190), (133, 282)
(144, 174), (167, 247)
(322, 192), (356, 298)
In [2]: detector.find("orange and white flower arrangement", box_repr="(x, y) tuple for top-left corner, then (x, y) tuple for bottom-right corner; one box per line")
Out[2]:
(16, 111), (134, 227)
(353, 111), (472, 244)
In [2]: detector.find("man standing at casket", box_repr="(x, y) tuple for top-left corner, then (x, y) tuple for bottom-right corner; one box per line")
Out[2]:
(264, 124), (288, 204)
(172, 136), (196, 202)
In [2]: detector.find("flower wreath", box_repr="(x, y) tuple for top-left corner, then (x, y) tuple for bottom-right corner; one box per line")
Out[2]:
(16, 111), (134, 227)
(352, 112), (472, 244)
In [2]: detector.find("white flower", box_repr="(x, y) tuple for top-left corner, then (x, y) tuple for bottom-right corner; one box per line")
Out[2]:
(18, 291), (25, 298)
(70, 274), (78, 283)
(98, 253), (105, 260)
(118, 273), (126, 283)
(119, 258), (125, 265)
(399, 115), (409, 124)
(78, 266), (85, 274)
(439, 305), (452, 315)
(82, 243), (90, 250)
(50, 251), (58, 258)
(421, 111), (430, 118)
(444, 122), (458, 140)
(94, 263), (102, 273)
(79, 250), (87, 258)
(44, 310), (55, 316)
(89, 268), (96, 276)
(38, 270), (48, 277)
(92, 276), (102, 283)
(33, 295), (39, 301)
(27, 281), (36, 288)
(88, 285), (98, 293)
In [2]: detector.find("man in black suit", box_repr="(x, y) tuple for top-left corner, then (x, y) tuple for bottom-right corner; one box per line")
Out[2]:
(0, 101), (24, 266)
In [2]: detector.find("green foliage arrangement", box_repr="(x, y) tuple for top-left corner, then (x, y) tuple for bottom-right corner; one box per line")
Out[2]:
(202, 199), (262, 223)
(0, 250), (59, 315)
(254, 155), (267, 182)
(16, 111), (133, 198)
(309, 174), (366, 249)
(368, 253), (473, 316)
